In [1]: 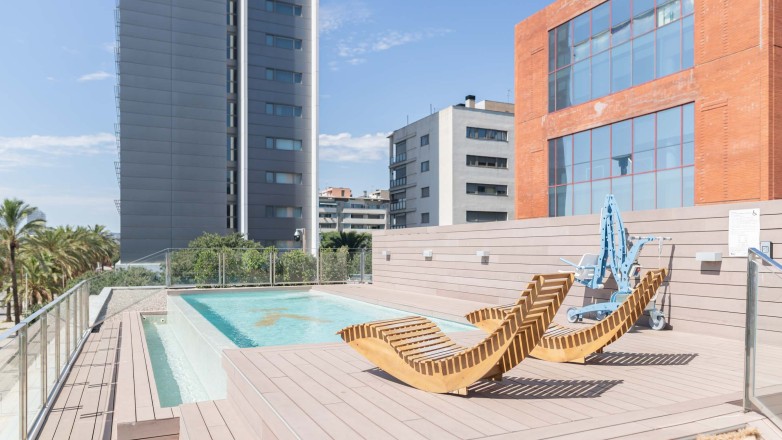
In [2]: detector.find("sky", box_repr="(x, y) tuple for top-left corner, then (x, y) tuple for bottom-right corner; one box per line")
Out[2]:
(0, 0), (553, 232)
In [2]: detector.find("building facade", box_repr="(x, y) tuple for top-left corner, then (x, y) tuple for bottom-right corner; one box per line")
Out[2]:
(117, 0), (317, 261)
(515, 0), (782, 218)
(319, 189), (389, 232)
(389, 96), (516, 228)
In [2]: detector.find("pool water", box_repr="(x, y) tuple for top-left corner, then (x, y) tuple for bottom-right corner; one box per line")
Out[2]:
(181, 290), (474, 348)
(142, 315), (211, 407)
(142, 290), (474, 407)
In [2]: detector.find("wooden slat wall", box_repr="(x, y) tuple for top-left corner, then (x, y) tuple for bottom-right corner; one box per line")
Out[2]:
(372, 200), (782, 343)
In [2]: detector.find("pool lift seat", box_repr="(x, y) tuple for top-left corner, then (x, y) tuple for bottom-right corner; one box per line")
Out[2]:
(558, 194), (671, 330)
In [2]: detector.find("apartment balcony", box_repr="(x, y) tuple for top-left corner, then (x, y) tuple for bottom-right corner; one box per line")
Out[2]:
(390, 199), (406, 212)
(343, 207), (386, 215)
(390, 152), (407, 165)
(342, 218), (386, 226)
(390, 177), (407, 188)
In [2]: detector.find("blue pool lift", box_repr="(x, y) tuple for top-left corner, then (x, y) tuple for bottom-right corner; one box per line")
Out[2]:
(561, 194), (671, 330)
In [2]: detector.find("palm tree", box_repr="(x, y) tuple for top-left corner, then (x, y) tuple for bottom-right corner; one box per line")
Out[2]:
(0, 199), (45, 323)
(320, 231), (372, 250)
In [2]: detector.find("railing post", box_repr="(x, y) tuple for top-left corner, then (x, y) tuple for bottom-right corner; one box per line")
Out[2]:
(270, 251), (276, 286)
(54, 304), (61, 375)
(316, 248), (321, 285)
(360, 249), (366, 283)
(165, 250), (171, 287)
(40, 313), (48, 407)
(19, 323), (28, 440)
(64, 296), (70, 364)
(744, 252), (759, 412)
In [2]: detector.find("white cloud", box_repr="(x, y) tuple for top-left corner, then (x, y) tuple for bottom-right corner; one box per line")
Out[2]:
(319, 1), (371, 34)
(46, 76), (56, 81)
(102, 42), (116, 53)
(319, 132), (390, 162)
(0, 133), (116, 168)
(78, 71), (112, 82)
(336, 28), (452, 59)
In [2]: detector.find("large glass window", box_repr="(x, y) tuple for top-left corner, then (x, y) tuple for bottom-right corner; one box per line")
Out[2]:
(265, 102), (302, 117)
(548, 103), (695, 216)
(466, 127), (508, 141)
(466, 211), (507, 222)
(549, 0), (694, 112)
(265, 34), (302, 50)
(266, 137), (302, 150)
(466, 183), (508, 196)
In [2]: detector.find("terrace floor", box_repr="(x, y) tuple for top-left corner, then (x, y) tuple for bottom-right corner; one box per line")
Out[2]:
(35, 284), (782, 439)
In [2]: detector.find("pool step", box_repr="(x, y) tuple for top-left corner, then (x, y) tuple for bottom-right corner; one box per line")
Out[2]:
(223, 349), (286, 440)
(179, 399), (255, 440)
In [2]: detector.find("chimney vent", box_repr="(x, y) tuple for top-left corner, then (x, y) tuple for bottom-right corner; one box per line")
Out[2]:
(465, 95), (476, 108)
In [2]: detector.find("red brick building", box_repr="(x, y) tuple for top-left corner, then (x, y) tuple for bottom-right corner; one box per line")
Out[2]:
(515, 0), (780, 218)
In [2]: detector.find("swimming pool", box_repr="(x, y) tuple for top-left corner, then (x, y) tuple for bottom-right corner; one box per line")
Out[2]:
(143, 289), (474, 407)
(181, 290), (473, 347)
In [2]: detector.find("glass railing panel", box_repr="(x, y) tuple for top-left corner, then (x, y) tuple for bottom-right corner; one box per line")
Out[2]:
(223, 248), (273, 286)
(749, 252), (782, 428)
(25, 320), (43, 432)
(275, 249), (318, 285)
(45, 308), (59, 395)
(319, 248), (350, 283)
(0, 331), (20, 440)
(168, 248), (220, 287)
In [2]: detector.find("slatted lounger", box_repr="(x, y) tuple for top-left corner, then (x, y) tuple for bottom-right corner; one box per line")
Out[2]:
(466, 269), (668, 364)
(337, 273), (575, 395)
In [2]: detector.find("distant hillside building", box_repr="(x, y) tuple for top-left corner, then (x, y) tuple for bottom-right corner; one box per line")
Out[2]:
(319, 189), (389, 232)
(388, 95), (516, 228)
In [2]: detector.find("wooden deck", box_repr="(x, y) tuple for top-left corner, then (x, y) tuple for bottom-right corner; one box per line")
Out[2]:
(222, 328), (782, 439)
(34, 284), (782, 439)
(37, 319), (119, 440)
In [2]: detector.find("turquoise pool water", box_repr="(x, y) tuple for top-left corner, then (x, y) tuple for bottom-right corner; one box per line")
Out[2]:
(143, 315), (211, 407)
(181, 290), (474, 348)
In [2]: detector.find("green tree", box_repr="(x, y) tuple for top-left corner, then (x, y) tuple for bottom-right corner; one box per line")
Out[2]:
(0, 199), (45, 323)
(320, 231), (372, 250)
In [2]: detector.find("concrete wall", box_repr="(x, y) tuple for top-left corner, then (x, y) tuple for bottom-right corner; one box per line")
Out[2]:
(372, 200), (782, 343)
(449, 106), (515, 223)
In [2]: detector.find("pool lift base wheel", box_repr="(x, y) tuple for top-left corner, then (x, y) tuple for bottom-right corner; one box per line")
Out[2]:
(559, 194), (671, 331)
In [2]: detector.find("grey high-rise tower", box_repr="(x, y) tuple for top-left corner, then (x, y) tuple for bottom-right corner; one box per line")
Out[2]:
(117, 0), (318, 261)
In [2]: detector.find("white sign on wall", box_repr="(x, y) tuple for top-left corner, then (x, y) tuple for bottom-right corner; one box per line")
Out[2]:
(728, 209), (760, 257)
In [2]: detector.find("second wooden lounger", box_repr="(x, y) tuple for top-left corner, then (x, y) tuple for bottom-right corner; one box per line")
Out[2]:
(466, 269), (667, 364)
(337, 273), (574, 395)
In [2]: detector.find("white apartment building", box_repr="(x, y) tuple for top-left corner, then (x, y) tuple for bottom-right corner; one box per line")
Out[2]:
(389, 96), (515, 228)
(319, 189), (389, 232)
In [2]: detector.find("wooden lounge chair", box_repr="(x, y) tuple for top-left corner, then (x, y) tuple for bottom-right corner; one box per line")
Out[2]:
(337, 273), (575, 395)
(466, 269), (668, 364)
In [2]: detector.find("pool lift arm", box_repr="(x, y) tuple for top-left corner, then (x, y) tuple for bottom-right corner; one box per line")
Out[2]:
(559, 194), (671, 330)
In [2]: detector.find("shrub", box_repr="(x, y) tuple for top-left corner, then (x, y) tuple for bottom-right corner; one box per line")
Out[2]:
(276, 250), (316, 283)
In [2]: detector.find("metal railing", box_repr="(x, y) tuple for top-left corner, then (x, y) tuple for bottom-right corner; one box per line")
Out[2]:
(743, 247), (782, 429)
(390, 177), (407, 188)
(0, 280), (91, 440)
(390, 199), (406, 212)
(126, 247), (373, 288)
(390, 152), (407, 164)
